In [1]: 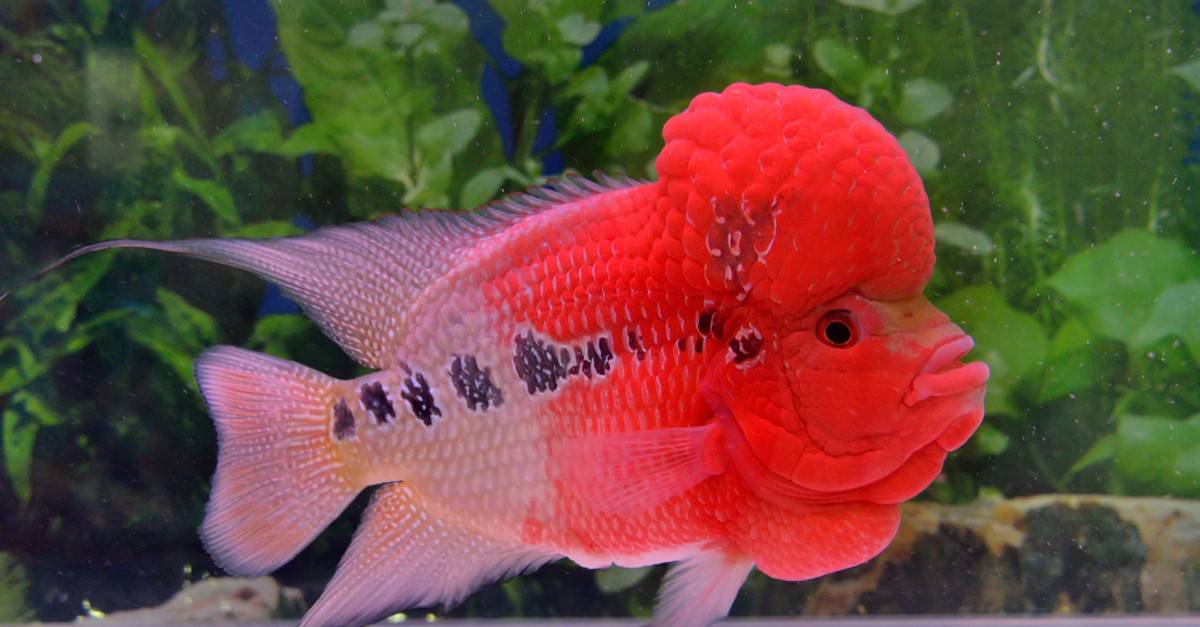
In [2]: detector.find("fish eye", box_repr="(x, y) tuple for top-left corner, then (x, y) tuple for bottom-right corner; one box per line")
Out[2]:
(817, 310), (858, 348)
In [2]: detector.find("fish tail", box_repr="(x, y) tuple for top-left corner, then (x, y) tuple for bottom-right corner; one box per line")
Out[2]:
(194, 345), (360, 576)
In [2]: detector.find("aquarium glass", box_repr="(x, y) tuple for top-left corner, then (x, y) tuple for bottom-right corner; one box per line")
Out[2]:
(1, 0), (1199, 623)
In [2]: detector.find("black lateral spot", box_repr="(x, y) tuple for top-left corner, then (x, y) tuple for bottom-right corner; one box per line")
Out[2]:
(360, 381), (395, 425)
(677, 337), (688, 351)
(332, 399), (355, 441)
(730, 329), (764, 363)
(698, 310), (715, 335)
(587, 337), (615, 376)
(710, 312), (726, 339)
(513, 332), (570, 394)
(598, 336), (614, 372)
(400, 372), (441, 426)
(571, 345), (591, 378)
(626, 329), (647, 361)
(695, 337), (705, 353)
(450, 354), (504, 411)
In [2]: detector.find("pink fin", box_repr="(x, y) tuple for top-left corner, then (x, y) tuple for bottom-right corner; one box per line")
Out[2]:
(559, 423), (723, 516)
(652, 547), (753, 627)
(0, 175), (642, 366)
(300, 482), (559, 627)
(195, 346), (358, 576)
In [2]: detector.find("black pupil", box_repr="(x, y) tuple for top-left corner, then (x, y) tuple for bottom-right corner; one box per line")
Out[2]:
(824, 321), (852, 345)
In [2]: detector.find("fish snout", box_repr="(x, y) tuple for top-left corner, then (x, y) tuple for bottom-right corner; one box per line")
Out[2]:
(902, 335), (990, 407)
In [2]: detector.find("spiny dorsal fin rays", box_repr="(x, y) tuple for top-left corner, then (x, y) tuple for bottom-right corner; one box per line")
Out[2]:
(0, 174), (645, 369)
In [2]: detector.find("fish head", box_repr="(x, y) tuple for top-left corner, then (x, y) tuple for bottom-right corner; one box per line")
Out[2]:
(706, 293), (987, 504)
(659, 83), (987, 503)
(778, 293), (987, 493)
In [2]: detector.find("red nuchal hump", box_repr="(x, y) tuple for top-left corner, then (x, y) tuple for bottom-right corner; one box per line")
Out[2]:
(653, 82), (936, 313)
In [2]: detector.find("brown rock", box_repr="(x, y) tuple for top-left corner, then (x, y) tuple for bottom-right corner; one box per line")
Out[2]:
(86, 576), (304, 624)
(805, 495), (1200, 616)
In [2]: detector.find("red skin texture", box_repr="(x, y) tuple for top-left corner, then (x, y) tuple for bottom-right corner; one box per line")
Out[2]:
(482, 83), (985, 577)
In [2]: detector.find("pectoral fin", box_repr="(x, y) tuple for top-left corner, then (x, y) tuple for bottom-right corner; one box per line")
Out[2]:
(557, 423), (725, 516)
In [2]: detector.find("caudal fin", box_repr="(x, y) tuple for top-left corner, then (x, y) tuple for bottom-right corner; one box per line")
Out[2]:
(195, 346), (359, 575)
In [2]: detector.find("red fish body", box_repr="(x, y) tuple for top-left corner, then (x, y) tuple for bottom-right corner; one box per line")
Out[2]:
(27, 83), (988, 626)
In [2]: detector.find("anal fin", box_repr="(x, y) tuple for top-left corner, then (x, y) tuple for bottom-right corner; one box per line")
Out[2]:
(653, 547), (753, 627)
(301, 482), (560, 627)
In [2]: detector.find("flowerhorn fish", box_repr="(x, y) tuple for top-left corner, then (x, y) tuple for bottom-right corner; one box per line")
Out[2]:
(8, 83), (988, 626)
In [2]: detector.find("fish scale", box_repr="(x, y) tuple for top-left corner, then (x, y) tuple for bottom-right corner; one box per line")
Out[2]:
(10, 83), (990, 627)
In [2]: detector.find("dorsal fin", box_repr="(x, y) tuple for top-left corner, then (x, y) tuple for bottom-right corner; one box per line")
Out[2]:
(2, 174), (643, 369)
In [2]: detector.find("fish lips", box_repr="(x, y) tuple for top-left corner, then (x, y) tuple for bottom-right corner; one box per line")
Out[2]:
(791, 337), (989, 498)
(821, 396), (986, 505)
(853, 340), (989, 502)
(906, 335), (989, 451)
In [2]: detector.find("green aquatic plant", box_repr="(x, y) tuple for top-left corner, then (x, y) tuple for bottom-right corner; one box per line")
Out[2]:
(0, 552), (33, 622)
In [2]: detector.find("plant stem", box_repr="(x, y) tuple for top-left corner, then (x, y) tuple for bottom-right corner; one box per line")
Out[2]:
(1028, 437), (1068, 493)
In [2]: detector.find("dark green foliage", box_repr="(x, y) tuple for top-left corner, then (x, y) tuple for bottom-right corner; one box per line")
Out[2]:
(0, 0), (1198, 620)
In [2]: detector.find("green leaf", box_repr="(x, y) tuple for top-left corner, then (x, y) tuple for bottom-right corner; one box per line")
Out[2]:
(1169, 58), (1200, 93)
(171, 169), (239, 225)
(1066, 433), (1115, 480)
(212, 111), (284, 156)
(155, 288), (219, 345)
(248, 314), (315, 358)
(1132, 280), (1200, 362)
(0, 391), (58, 506)
(0, 552), (33, 621)
(134, 31), (203, 140)
(11, 391), (62, 428)
(605, 102), (653, 157)
(811, 38), (866, 88)
(612, 61), (650, 96)
(764, 43), (794, 70)
(347, 21), (387, 50)
(416, 109), (482, 158)
(409, 153), (454, 208)
(934, 222), (994, 255)
(279, 124), (339, 158)
(1113, 414), (1200, 497)
(972, 423), (1009, 456)
(1037, 318), (1121, 403)
(126, 288), (219, 387)
(836, 0), (927, 15)
(18, 254), (113, 339)
(27, 122), (97, 215)
(1046, 229), (1200, 346)
(896, 78), (952, 125)
(557, 13), (601, 46)
(0, 341), (41, 397)
(898, 130), (939, 174)
(2, 408), (38, 505)
(223, 220), (305, 239)
(938, 285), (1049, 415)
(495, 1), (600, 84)
(460, 165), (522, 209)
(595, 566), (653, 594)
(271, 0), (488, 194)
(82, 0), (111, 35)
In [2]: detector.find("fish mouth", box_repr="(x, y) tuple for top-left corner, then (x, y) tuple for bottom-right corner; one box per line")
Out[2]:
(903, 336), (990, 408)
(899, 334), (989, 455)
